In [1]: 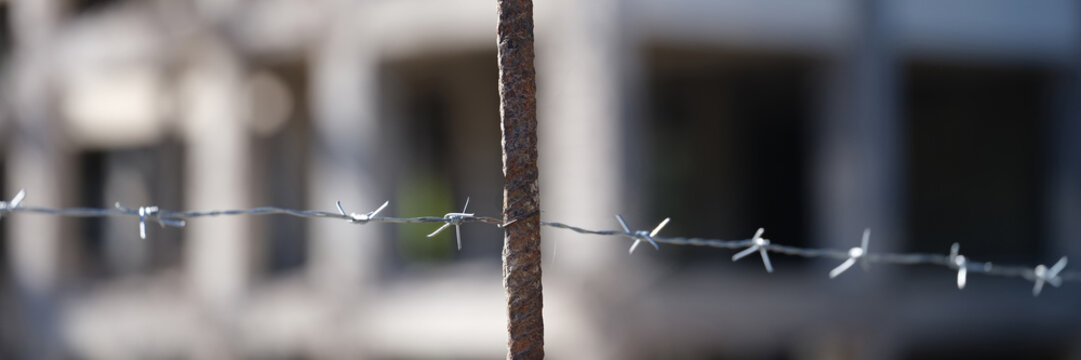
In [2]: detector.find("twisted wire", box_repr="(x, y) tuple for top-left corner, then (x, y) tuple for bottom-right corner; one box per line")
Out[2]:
(1, 191), (1077, 291)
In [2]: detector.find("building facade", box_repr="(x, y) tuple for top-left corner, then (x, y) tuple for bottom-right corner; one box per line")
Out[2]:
(2, 0), (1081, 359)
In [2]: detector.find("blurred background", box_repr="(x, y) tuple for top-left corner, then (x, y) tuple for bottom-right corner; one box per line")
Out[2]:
(1, 0), (1080, 358)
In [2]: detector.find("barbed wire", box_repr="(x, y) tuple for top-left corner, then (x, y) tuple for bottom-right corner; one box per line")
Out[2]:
(1, 189), (1076, 296)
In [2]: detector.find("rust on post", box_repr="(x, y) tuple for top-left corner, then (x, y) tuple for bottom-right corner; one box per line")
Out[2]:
(497, 0), (543, 358)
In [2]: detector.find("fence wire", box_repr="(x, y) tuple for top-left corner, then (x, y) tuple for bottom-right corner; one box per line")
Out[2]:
(0, 189), (1075, 296)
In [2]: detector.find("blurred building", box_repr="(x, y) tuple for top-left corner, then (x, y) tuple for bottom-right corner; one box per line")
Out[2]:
(1, 0), (1080, 359)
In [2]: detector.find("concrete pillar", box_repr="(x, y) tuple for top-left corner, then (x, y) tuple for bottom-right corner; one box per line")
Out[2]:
(7, 0), (70, 358)
(1048, 42), (1081, 259)
(815, 0), (901, 264)
(181, 39), (252, 315)
(536, 1), (638, 359)
(536, 0), (634, 274)
(307, 12), (387, 295)
(813, 2), (901, 359)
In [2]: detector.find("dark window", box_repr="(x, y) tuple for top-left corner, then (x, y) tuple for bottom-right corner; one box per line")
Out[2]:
(646, 47), (814, 269)
(903, 62), (1048, 264)
(77, 140), (185, 279)
(0, 4), (10, 58)
(249, 65), (310, 276)
(381, 51), (502, 267)
(72, 0), (122, 14)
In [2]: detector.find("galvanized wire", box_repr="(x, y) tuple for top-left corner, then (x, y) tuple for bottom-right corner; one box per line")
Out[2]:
(0, 189), (1076, 295)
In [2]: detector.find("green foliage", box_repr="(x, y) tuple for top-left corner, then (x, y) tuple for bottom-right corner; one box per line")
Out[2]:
(395, 172), (455, 262)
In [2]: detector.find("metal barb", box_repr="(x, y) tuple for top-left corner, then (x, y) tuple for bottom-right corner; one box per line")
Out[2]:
(427, 197), (473, 250)
(10, 189), (27, 209)
(137, 206), (158, 240)
(950, 243), (968, 289)
(617, 215), (669, 254)
(337, 200), (390, 224)
(0, 189), (27, 220)
(2, 187), (1080, 295)
(1032, 257), (1067, 296)
(115, 203), (186, 240)
(732, 228), (772, 273)
(830, 228), (871, 279)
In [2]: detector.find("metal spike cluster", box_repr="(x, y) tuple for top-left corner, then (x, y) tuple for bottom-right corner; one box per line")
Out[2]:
(732, 228), (772, 273)
(427, 197), (473, 250)
(950, 243), (968, 289)
(830, 229), (872, 279)
(0, 189), (26, 220)
(0, 189), (1076, 296)
(616, 214), (669, 254)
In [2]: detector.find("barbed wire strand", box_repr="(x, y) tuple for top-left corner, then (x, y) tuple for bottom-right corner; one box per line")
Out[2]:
(0, 189), (1075, 296)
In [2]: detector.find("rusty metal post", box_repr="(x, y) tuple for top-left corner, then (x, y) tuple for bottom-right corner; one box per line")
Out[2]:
(497, 0), (543, 358)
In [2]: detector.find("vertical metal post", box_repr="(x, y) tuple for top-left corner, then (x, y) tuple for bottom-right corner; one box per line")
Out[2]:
(497, 0), (544, 358)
